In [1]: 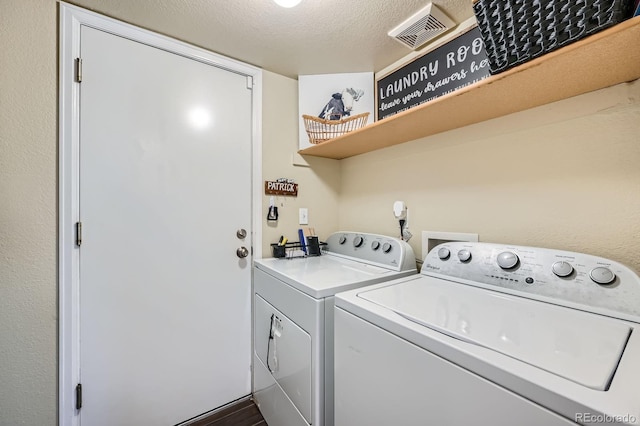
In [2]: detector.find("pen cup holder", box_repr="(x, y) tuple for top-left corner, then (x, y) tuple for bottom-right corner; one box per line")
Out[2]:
(272, 244), (286, 258)
(306, 236), (321, 256)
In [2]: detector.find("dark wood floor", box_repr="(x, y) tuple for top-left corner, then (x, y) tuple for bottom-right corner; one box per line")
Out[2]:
(186, 398), (266, 426)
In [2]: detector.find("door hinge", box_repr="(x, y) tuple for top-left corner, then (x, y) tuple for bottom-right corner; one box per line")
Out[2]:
(75, 221), (82, 247)
(246, 75), (253, 90)
(75, 383), (82, 410)
(75, 58), (82, 83)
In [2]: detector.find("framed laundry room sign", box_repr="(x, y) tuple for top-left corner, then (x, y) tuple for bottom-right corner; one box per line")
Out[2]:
(376, 26), (491, 120)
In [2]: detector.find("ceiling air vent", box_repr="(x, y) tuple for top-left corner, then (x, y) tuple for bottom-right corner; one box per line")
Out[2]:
(388, 3), (455, 50)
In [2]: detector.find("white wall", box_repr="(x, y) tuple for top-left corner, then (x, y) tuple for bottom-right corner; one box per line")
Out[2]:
(0, 0), (58, 424)
(261, 71), (341, 256)
(338, 80), (640, 271)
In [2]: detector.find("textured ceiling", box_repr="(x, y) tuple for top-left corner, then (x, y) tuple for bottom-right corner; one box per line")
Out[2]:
(65, 0), (476, 78)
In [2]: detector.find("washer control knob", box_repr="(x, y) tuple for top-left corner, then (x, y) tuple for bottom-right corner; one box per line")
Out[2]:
(382, 242), (392, 253)
(497, 251), (519, 269)
(552, 261), (574, 277)
(339, 235), (347, 245)
(353, 236), (364, 248)
(590, 267), (616, 285)
(371, 241), (381, 251)
(438, 247), (450, 260)
(457, 249), (471, 262)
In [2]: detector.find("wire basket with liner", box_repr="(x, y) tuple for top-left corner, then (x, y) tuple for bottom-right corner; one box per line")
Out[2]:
(302, 112), (370, 144)
(472, 0), (636, 74)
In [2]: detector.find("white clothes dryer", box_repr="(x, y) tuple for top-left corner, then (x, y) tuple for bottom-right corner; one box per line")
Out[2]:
(253, 232), (417, 426)
(334, 242), (640, 426)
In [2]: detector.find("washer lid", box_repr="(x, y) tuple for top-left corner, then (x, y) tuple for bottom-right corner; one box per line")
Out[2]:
(359, 277), (631, 391)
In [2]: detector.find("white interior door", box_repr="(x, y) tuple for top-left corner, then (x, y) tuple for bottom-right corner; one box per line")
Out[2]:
(78, 25), (253, 425)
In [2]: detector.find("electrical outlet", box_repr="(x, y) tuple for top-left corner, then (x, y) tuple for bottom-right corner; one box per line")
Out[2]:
(299, 208), (308, 225)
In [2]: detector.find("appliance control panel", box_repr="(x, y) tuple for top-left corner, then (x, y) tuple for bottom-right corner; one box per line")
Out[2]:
(325, 232), (416, 272)
(423, 242), (640, 321)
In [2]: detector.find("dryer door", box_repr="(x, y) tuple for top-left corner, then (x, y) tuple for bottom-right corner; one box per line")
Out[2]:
(254, 294), (312, 423)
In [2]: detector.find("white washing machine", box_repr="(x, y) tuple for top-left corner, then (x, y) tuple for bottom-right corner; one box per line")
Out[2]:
(253, 231), (417, 426)
(334, 241), (640, 426)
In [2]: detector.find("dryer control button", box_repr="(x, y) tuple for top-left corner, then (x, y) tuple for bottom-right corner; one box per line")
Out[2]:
(438, 247), (450, 260)
(353, 236), (364, 248)
(457, 249), (471, 262)
(497, 251), (519, 269)
(382, 242), (392, 253)
(552, 261), (574, 277)
(590, 267), (615, 285)
(339, 235), (347, 244)
(371, 241), (381, 251)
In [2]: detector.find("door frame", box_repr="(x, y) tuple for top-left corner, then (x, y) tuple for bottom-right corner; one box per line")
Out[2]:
(58, 4), (263, 425)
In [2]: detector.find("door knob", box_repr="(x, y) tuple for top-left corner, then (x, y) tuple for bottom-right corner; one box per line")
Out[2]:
(236, 229), (247, 239)
(236, 246), (249, 258)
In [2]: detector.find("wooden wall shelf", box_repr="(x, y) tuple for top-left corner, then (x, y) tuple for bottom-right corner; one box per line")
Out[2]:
(299, 16), (640, 160)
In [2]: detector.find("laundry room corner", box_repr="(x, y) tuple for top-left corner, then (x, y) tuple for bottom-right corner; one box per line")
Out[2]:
(261, 71), (341, 256)
(338, 79), (640, 270)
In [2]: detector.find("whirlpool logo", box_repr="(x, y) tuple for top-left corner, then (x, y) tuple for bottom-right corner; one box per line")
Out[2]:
(424, 263), (440, 271)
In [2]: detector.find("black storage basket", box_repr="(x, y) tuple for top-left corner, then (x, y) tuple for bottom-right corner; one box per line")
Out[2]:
(473, 0), (635, 74)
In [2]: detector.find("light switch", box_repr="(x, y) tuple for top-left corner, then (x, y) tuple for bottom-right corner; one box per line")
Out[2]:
(299, 208), (308, 225)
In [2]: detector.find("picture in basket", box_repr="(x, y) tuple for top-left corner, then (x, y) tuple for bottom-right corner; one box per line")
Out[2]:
(298, 72), (374, 149)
